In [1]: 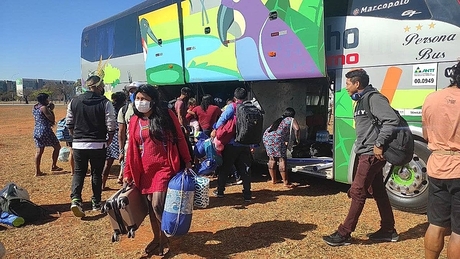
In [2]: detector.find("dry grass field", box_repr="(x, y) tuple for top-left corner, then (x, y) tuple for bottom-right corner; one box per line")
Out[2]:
(0, 104), (448, 258)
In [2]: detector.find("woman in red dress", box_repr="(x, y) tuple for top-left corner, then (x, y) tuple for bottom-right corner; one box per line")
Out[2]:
(124, 84), (192, 256)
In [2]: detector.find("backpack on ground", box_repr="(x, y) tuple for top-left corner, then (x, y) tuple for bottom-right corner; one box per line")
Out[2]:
(0, 183), (47, 224)
(235, 100), (264, 145)
(362, 92), (414, 166)
(56, 118), (72, 142)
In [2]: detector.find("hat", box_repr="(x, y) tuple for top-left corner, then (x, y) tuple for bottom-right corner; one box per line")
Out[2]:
(125, 81), (141, 91)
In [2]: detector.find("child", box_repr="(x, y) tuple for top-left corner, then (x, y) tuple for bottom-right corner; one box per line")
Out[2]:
(186, 97), (200, 136)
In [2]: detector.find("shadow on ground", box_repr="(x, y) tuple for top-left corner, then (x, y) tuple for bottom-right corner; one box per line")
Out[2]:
(164, 220), (316, 259)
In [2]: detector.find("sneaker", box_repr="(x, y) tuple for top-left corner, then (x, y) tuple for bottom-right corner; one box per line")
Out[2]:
(368, 228), (399, 242)
(235, 178), (243, 185)
(70, 199), (85, 218)
(323, 231), (351, 246)
(0, 212), (25, 227)
(92, 201), (102, 211)
(213, 190), (224, 198)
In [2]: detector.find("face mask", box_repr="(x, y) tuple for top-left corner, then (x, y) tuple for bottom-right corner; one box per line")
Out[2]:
(135, 100), (151, 113)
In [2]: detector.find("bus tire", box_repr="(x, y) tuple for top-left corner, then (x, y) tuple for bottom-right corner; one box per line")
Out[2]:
(385, 140), (430, 214)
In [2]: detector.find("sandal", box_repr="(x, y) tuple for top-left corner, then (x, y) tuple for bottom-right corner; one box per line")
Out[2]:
(35, 172), (45, 177)
(158, 242), (170, 256)
(144, 240), (160, 254)
(51, 166), (63, 171)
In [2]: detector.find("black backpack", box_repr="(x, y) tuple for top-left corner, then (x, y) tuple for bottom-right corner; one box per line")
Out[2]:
(235, 100), (264, 145)
(362, 92), (414, 166)
(0, 183), (47, 223)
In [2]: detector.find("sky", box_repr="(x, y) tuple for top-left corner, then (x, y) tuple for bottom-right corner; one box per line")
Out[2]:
(0, 1), (146, 82)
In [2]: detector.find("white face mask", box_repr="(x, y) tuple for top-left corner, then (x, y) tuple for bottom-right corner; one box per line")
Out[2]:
(135, 100), (151, 113)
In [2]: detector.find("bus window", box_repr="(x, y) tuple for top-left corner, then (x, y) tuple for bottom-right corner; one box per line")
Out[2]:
(324, 0), (351, 17)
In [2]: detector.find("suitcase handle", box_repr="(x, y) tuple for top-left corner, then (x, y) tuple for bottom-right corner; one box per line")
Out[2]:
(121, 181), (134, 193)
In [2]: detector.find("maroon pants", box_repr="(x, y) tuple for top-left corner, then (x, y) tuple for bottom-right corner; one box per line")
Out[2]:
(338, 154), (395, 236)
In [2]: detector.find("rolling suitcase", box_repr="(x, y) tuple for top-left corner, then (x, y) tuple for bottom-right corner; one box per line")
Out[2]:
(103, 183), (148, 242)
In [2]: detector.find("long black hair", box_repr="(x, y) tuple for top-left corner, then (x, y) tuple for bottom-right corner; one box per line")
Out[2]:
(268, 107), (296, 132)
(132, 84), (178, 143)
(200, 94), (213, 112)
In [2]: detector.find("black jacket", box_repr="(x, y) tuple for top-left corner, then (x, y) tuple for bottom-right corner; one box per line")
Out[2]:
(66, 92), (116, 143)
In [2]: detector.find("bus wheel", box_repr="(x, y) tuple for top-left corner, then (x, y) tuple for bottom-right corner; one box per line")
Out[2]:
(383, 140), (430, 214)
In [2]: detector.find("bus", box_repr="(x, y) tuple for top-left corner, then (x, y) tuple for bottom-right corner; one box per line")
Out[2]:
(81, 0), (460, 213)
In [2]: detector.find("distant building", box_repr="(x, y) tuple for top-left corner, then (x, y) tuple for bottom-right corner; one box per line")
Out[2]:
(15, 78), (75, 97)
(0, 80), (16, 92)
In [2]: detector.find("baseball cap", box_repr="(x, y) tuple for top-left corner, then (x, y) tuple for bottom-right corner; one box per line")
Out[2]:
(124, 81), (142, 91)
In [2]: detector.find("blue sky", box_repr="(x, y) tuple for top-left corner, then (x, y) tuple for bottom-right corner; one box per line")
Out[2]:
(0, 1), (145, 81)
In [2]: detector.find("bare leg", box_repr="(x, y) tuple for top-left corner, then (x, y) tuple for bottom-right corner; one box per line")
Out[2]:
(279, 157), (293, 187)
(447, 231), (460, 259)
(268, 157), (277, 184)
(51, 143), (61, 169)
(424, 224), (446, 259)
(35, 147), (45, 176)
(145, 193), (169, 255)
(102, 158), (114, 189)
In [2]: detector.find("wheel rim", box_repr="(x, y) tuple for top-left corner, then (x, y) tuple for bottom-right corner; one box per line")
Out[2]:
(384, 156), (428, 198)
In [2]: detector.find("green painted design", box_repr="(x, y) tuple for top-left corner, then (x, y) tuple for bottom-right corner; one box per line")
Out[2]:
(104, 64), (121, 87)
(285, 7), (324, 70)
(188, 60), (242, 79)
(335, 89), (354, 117)
(334, 117), (356, 184)
(111, 79), (120, 87)
(146, 63), (187, 85)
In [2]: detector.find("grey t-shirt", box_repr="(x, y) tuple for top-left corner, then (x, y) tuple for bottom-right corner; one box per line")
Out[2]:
(117, 103), (135, 150)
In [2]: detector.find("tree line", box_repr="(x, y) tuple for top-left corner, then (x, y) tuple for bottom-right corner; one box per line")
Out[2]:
(0, 80), (82, 103)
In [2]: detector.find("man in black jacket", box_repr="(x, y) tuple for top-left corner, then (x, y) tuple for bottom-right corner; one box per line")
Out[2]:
(323, 69), (399, 246)
(66, 75), (116, 217)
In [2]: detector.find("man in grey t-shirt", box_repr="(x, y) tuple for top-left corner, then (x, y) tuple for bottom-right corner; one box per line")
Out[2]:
(116, 82), (140, 183)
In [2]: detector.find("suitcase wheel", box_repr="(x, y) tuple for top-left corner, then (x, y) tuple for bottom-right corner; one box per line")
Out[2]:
(118, 197), (129, 209)
(112, 232), (120, 242)
(127, 228), (135, 238)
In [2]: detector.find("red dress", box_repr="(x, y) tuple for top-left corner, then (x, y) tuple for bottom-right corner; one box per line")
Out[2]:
(124, 110), (191, 194)
(192, 105), (222, 131)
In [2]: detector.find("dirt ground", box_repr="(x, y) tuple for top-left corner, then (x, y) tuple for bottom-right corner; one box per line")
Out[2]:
(0, 104), (449, 259)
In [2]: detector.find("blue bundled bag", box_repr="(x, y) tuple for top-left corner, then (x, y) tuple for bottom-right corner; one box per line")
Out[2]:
(56, 118), (72, 142)
(161, 169), (195, 237)
(198, 158), (218, 176)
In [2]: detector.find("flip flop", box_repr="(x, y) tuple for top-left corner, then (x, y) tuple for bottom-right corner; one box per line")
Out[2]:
(51, 166), (63, 171)
(35, 172), (45, 177)
(144, 240), (160, 254)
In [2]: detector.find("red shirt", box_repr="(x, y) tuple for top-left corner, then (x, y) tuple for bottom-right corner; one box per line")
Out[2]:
(124, 110), (192, 193)
(192, 105), (222, 130)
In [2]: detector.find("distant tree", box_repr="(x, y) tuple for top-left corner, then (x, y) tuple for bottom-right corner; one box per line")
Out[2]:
(17, 88), (33, 104)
